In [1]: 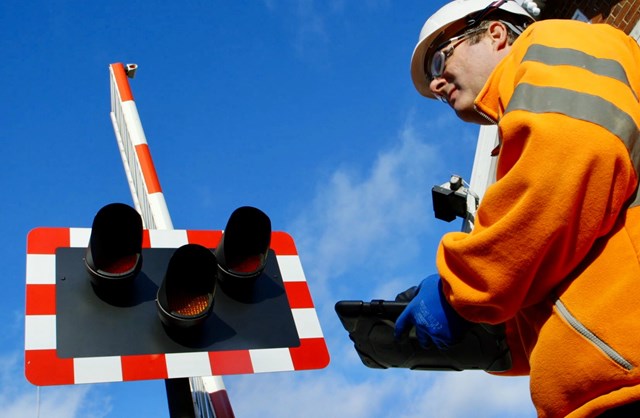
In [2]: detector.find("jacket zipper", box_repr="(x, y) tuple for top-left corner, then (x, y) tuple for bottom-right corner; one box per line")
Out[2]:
(474, 104), (497, 124)
(554, 298), (633, 370)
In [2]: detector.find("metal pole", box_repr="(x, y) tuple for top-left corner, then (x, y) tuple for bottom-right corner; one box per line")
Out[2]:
(165, 379), (197, 418)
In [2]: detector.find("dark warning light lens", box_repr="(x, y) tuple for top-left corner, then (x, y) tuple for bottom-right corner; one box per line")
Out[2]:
(85, 203), (143, 288)
(156, 244), (217, 331)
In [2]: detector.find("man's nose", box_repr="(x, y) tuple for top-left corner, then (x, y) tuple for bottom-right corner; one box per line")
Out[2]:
(429, 76), (447, 99)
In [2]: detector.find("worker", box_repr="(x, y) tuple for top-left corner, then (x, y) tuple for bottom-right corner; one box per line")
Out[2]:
(394, 0), (640, 416)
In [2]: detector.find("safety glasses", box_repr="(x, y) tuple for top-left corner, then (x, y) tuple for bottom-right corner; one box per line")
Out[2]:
(426, 0), (510, 81)
(428, 27), (486, 80)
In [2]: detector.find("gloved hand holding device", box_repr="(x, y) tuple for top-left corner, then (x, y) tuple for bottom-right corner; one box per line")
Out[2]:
(394, 274), (469, 349)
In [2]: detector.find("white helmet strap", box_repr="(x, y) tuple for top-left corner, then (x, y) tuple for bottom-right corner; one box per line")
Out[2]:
(467, 0), (509, 26)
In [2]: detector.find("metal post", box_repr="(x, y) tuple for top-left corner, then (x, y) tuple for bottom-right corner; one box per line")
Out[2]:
(464, 125), (499, 232)
(165, 379), (197, 418)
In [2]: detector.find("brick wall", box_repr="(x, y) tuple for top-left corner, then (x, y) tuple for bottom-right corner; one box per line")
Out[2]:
(540, 0), (640, 33)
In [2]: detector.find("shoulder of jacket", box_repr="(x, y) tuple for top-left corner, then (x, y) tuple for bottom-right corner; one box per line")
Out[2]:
(518, 19), (627, 46)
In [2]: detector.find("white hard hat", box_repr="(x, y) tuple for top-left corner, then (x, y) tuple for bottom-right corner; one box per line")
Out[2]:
(411, 0), (534, 99)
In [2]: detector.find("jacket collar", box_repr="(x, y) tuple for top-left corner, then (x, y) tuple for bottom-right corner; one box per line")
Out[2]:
(474, 55), (509, 124)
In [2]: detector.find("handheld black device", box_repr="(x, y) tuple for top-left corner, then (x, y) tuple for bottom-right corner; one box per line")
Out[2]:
(335, 299), (512, 372)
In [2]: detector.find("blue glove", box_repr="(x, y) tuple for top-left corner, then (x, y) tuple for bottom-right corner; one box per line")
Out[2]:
(394, 274), (468, 349)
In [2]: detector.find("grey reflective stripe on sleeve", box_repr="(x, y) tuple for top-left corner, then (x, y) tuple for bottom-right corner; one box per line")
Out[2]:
(505, 83), (640, 208)
(522, 44), (637, 100)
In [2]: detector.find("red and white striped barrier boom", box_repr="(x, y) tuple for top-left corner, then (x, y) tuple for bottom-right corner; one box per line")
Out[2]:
(109, 63), (173, 230)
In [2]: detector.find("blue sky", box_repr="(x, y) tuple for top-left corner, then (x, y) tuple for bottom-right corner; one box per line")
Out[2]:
(2, 1), (536, 417)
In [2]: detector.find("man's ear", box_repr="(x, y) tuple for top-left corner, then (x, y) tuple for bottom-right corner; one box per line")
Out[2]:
(488, 21), (509, 51)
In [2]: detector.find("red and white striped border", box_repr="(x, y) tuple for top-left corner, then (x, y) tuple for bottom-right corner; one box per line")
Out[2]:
(25, 227), (330, 386)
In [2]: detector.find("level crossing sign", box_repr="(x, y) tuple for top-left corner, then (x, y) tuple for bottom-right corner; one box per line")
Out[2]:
(25, 226), (329, 386)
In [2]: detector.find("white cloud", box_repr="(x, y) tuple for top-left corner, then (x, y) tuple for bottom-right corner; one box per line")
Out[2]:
(291, 120), (442, 287)
(259, 0), (330, 59)
(225, 368), (535, 418)
(260, 0), (392, 64)
(226, 371), (388, 417)
(404, 372), (535, 418)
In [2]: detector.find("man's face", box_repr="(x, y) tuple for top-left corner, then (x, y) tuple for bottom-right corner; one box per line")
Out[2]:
(428, 24), (510, 124)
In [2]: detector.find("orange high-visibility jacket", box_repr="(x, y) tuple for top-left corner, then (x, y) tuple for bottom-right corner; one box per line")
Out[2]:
(436, 19), (640, 418)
